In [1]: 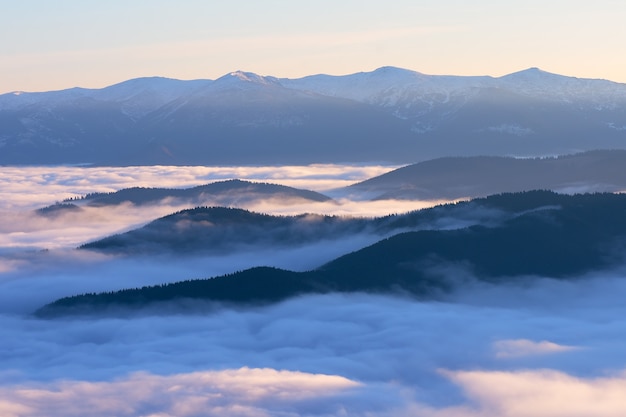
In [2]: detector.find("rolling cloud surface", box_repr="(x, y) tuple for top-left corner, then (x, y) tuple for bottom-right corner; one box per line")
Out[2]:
(1, 165), (625, 416)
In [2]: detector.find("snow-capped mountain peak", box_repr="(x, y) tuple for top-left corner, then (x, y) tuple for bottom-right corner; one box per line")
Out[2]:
(498, 67), (570, 84)
(280, 66), (428, 103)
(229, 71), (265, 83)
(2, 66), (626, 166)
(497, 67), (626, 105)
(215, 71), (281, 88)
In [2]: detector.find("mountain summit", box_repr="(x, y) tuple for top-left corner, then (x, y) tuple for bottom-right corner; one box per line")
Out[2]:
(212, 71), (282, 90)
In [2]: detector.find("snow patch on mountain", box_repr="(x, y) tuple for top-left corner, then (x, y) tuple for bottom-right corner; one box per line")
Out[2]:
(0, 78), (211, 118)
(92, 77), (211, 119)
(497, 67), (626, 107)
(228, 71), (279, 85)
(0, 87), (93, 111)
(209, 71), (282, 92)
(483, 124), (535, 137)
(281, 66), (425, 102)
(281, 66), (626, 119)
(2, 66), (626, 165)
(281, 66), (492, 111)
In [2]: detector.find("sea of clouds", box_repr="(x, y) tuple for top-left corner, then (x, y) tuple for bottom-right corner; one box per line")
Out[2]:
(1, 165), (625, 416)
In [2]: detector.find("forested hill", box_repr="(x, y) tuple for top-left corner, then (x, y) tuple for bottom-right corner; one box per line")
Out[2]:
(37, 179), (331, 218)
(79, 206), (371, 255)
(37, 191), (626, 317)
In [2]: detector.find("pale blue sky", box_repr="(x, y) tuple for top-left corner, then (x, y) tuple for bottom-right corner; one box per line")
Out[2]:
(1, 0), (625, 93)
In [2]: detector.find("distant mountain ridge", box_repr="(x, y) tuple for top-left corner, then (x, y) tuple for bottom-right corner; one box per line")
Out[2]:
(53, 179), (331, 208)
(345, 149), (626, 200)
(2, 67), (626, 165)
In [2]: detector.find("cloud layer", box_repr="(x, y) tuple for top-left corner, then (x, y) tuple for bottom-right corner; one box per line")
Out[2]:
(0, 164), (396, 211)
(2, 165), (626, 416)
(493, 339), (579, 359)
(0, 367), (361, 417)
(0, 164), (449, 251)
(2, 284), (626, 416)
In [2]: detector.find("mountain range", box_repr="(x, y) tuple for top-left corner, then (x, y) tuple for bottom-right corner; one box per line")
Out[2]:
(76, 194), (504, 256)
(37, 190), (626, 317)
(3, 67), (626, 165)
(33, 149), (626, 257)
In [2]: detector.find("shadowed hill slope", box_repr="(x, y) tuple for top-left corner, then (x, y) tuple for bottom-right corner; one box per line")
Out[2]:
(346, 150), (626, 200)
(37, 191), (626, 317)
(36, 179), (333, 219)
(71, 179), (332, 207)
(79, 206), (370, 255)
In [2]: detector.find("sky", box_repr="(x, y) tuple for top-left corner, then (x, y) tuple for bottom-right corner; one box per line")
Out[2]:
(1, 0), (625, 94)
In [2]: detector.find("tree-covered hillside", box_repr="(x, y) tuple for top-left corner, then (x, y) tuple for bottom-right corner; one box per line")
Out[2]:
(37, 191), (626, 317)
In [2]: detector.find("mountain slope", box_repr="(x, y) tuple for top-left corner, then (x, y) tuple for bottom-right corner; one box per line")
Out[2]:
(346, 149), (626, 200)
(79, 206), (369, 255)
(283, 67), (626, 154)
(318, 192), (626, 288)
(76, 186), (518, 256)
(63, 179), (331, 207)
(136, 71), (416, 165)
(3, 68), (626, 165)
(37, 191), (626, 317)
(37, 179), (332, 221)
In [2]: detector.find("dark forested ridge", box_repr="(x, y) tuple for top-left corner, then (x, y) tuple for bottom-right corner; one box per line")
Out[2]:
(37, 191), (626, 317)
(77, 179), (331, 206)
(37, 267), (317, 317)
(79, 206), (371, 254)
(77, 188), (518, 255)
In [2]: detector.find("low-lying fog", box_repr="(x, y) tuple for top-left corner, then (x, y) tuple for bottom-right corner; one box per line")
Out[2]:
(0, 164), (447, 250)
(1, 165), (625, 416)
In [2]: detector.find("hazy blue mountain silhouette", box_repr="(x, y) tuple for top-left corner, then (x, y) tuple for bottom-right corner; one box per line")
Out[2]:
(38, 179), (331, 216)
(346, 150), (626, 200)
(38, 191), (626, 317)
(3, 68), (626, 165)
(79, 179), (330, 205)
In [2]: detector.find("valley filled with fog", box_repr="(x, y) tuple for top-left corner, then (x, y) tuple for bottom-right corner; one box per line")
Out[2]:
(5, 1), (626, 414)
(2, 162), (626, 416)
